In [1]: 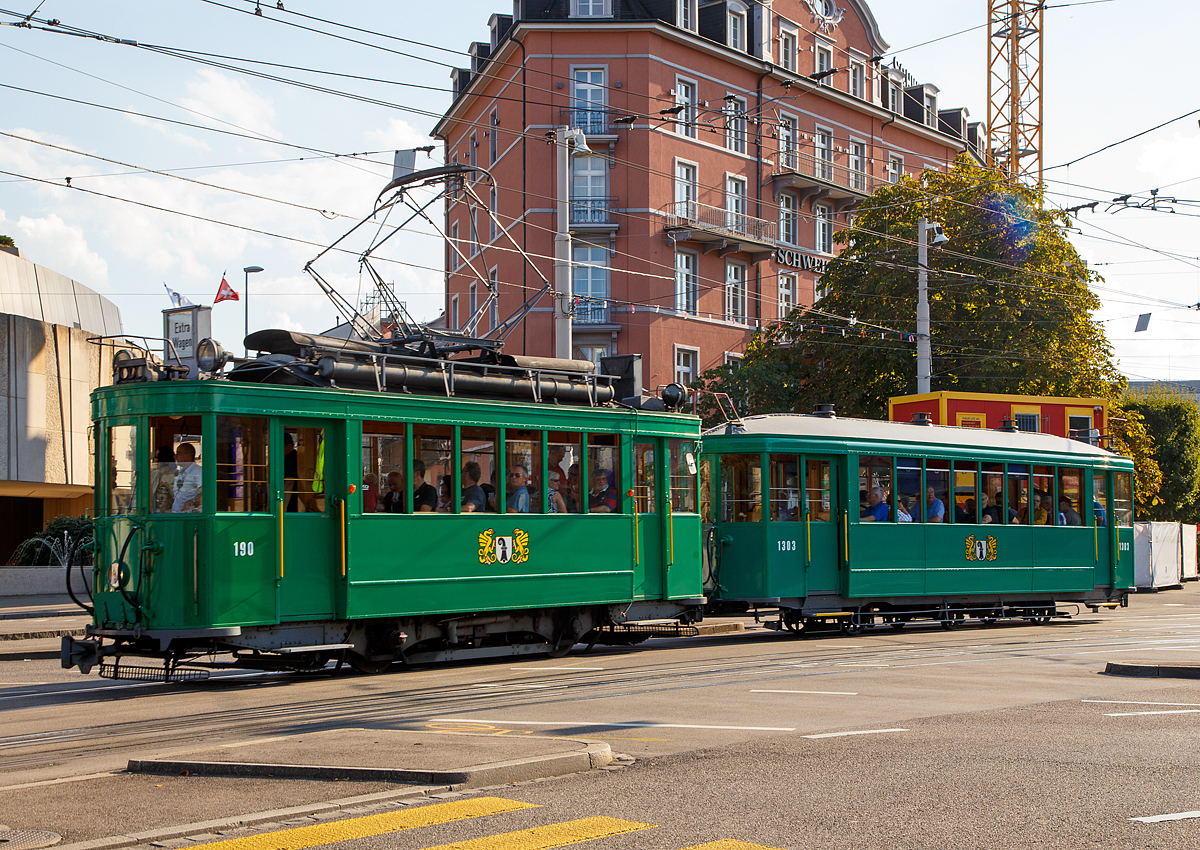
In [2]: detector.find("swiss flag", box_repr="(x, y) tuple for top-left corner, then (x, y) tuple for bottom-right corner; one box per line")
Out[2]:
(214, 276), (239, 304)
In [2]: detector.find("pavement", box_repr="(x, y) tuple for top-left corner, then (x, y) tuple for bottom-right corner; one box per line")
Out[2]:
(0, 593), (90, 640)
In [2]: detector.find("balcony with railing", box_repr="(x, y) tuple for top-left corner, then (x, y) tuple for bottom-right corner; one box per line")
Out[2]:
(570, 196), (619, 230)
(572, 297), (611, 325)
(659, 200), (777, 261)
(773, 149), (882, 210)
(560, 108), (616, 138)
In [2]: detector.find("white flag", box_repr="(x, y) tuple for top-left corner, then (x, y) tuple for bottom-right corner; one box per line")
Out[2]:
(164, 283), (195, 308)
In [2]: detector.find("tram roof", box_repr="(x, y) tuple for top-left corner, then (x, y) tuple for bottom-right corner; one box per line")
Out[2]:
(704, 414), (1123, 461)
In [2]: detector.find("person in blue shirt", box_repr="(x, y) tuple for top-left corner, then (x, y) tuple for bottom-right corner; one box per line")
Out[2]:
(507, 465), (531, 513)
(926, 486), (945, 523)
(860, 487), (890, 522)
(460, 461), (486, 513)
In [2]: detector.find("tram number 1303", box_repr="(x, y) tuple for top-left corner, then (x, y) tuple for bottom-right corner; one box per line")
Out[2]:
(233, 541), (255, 557)
(777, 540), (797, 551)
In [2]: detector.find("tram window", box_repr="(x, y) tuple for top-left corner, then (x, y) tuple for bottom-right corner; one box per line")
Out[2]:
(1114, 472), (1133, 527)
(109, 424), (138, 516)
(364, 422), (406, 514)
(284, 426), (325, 514)
(216, 417), (269, 513)
(149, 416), (203, 514)
(768, 455), (800, 521)
(1007, 464), (1030, 524)
(1093, 473), (1109, 525)
(699, 457), (713, 523)
(462, 427), (498, 513)
(548, 431), (581, 514)
(1058, 468), (1084, 526)
(634, 443), (657, 514)
(894, 457), (918, 523)
(586, 434), (621, 514)
(925, 460), (950, 524)
(669, 440), (698, 514)
(953, 462), (978, 523)
(859, 456), (893, 522)
(982, 463), (1004, 524)
(721, 454), (761, 522)
(414, 424), (453, 513)
(1031, 466), (1054, 525)
(506, 429), (542, 514)
(805, 459), (832, 522)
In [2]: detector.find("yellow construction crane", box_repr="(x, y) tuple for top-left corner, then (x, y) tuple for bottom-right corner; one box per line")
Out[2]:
(987, 0), (1043, 185)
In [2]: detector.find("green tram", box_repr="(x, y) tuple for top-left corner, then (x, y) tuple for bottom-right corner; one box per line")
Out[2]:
(701, 411), (1135, 632)
(64, 331), (703, 678)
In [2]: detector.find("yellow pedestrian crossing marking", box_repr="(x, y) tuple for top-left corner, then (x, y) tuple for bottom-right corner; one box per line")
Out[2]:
(679, 842), (786, 850)
(189, 797), (537, 850)
(419, 816), (654, 850)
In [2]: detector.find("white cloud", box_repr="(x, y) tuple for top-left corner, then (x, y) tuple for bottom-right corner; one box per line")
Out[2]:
(1, 211), (109, 288)
(125, 113), (212, 151)
(179, 69), (278, 140)
(363, 118), (432, 153)
(1135, 133), (1200, 184)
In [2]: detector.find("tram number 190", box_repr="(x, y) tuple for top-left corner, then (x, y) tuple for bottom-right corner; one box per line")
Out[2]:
(233, 541), (255, 557)
(777, 540), (797, 551)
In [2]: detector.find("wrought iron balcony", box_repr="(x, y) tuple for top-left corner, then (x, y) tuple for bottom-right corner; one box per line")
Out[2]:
(570, 196), (618, 227)
(660, 200), (777, 261)
(572, 297), (611, 325)
(774, 149), (881, 201)
(560, 108), (614, 136)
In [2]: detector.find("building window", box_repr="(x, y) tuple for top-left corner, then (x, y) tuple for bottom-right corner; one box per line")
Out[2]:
(778, 273), (796, 318)
(725, 95), (747, 154)
(451, 294), (460, 330)
(675, 160), (697, 219)
(468, 281), (478, 326)
(675, 250), (698, 315)
(574, 344), (609, 369)
(572, 68), (606, 134)
(924, 93), (937, 127)
(572, 243), (610, 324)
(815, 275), (829, 301)
(888, 154), (903, 183)
(725, 262), (747, 322)
(815, 128), (833, 181)
(888, 81), (901, 113)
(675, 347), (698, 385)
(815, 42), (833, 82)
(1015, 413), (1040, 433)
(489, 109), (499, 164)
(572, 0), (611, 16)
(815, 204), (832, 254)
(778, 115), (796, 170)
(489, 186), (498, 241)
(728, 10), (746, 51)
(725, 175), (747, 235)
(675, 78), (697, 137)
(850, 61), (865, 99)
(488, 266), (499, 332)
(849, 141), (866, 191)
(779, 192), (798, 245)
(469, 209), (479, 256)
(571, 155), (608, 223)
(450, 221), (460, 270)
(678, 0), (697, 31)
(469, 132), (477, 172)
(779, 27), (798, 72)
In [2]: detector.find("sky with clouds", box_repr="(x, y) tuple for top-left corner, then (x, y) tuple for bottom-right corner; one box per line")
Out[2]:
(1, 0), (1197, 381)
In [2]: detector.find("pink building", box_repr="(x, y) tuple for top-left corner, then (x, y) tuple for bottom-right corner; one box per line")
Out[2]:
(434, 0), (983, 392)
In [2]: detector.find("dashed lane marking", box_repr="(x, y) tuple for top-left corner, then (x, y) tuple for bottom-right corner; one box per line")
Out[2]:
(508, 667), (605, 672)
(417, 816), (654, 850)
(750, 689), (857, 696)
(1104, 710), (1200, 717)
(187, 797), (537, 850)
(1084, 700), (1200, 707)
(1132, 810), (1200, 823)
(679, 842), (787, 849)
(803, 728), (908, 739)
(429, 718), (795, 731)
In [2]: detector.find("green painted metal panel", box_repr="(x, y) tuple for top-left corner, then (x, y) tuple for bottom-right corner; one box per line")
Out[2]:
(847, 524), (926, 596)
(668, 514), (702, 598)
(713, 524), (768, 598)
(211, 516), (277, 626)
(765, 522), (805, 599)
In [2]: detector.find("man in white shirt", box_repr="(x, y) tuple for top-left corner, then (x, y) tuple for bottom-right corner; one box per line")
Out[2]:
(172, 442), (202, 513)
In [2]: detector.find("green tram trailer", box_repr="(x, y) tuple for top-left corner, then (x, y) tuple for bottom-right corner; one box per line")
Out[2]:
(701, 413), (1135, 632)
(65, 362), (704, 678)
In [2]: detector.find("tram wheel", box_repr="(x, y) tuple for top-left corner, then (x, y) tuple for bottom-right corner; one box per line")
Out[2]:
(546, 638), (576, 658)
(347, 652), (394, 674)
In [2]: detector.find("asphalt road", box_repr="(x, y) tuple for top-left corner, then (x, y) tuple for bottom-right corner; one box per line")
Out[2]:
(3, 585), (1200, 849)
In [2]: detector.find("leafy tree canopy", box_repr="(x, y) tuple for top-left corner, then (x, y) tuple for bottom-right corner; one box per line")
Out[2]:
(0, 235), (14, 247)
(1122, 388), (1200, 522)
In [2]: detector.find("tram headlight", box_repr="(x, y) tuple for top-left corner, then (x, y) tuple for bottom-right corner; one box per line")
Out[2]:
(109, 561), (122, 589)
(197, 338), (230, 374)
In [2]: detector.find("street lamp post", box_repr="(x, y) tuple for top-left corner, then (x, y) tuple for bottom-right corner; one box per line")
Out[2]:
(243, 265), (264, 356)
(915, 219), (946, 395)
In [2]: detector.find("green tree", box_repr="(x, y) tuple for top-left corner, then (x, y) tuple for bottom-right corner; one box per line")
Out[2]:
(1122, 389), (1200, 522)
(0, 235), (14, 247)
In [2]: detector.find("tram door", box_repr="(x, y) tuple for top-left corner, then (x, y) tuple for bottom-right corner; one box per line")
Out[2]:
(803, 456), (841, 591)
(277, 421), (342, 621)
(633, 441), (666, 599)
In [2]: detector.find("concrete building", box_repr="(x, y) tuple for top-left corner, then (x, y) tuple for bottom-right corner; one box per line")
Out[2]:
(0, 245), (121, 563)
(434, 0), (984, 391)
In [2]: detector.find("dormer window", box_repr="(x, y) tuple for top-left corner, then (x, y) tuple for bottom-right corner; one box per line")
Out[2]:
(924, 93), (937, 127)
(678, 0), (697, 32)
(728, 9), (746, 51)
(572, 0), (611, 17)
(779, 26), (798, 72)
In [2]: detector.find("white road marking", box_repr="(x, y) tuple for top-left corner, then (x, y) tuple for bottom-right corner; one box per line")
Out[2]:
(803, 728), (908, 739)
(1084, 700), (1200, 707)
(1163, 604), (1187, 607)
(1132, 810), (1200, 823)
(429, 718), (796, 731)
(509, 667), (605, 671)
(1104, 710), (1200, 717)
(750, 689), (857, 695)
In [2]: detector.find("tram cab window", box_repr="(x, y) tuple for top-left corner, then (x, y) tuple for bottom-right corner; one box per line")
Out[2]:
(149, 416), (203, 514)
(462, 427), (498, 513)
(1031, 466), (1054, 525)
(284, 426), (325, 514)
(1007, 465), (1030, 524)
(548, 432), (581, 514)
(860, 456), (893, 522)
(506, 430), (542, 514)
(364, 422), (406, 514)
(109, 424), (138, 516)
(769, 455), (800, 521)
(1058, 468), (1084, 526)
(669, 440), (698, 514)
(981, 463), (1004, 524)
(216, 417), (269, 513)
(1113, 472), (1133, 527)
(415, 425), (453, 513)
(1093, 473), (1109, 525)
(721, 454), (761, 522)
(586, 434), (621, 514)
(953, 462), (978, 523)
(699, 457), (714, 523)
(894, 457), (919, 523)
(634, 443), (657, 514)
(925, 460), (950, 524)
(805, 459), (832, 522)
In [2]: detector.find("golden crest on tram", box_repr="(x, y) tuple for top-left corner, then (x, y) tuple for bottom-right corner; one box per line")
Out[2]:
(964, 534), (998, 562)
(479, 528), (530, 565)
